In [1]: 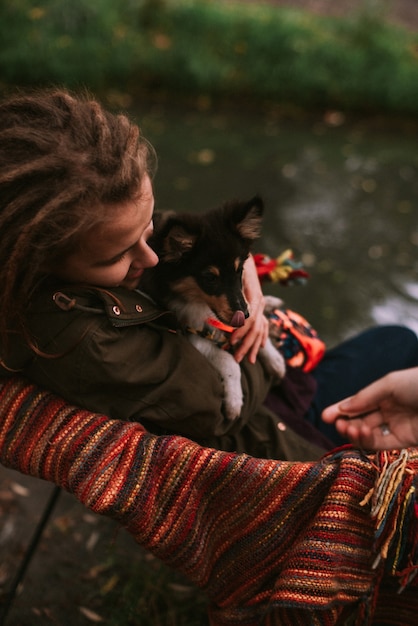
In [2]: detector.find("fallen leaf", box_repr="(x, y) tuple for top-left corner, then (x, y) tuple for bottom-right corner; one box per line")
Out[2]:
(101, 574), (119, 595)
(31, 608), (42, 617)
(86, 530), (100, 552)
(84, 563), (110, 580)
(79, 606), (104, 622)
(53, 515), (74, 533)
(167, 583), (194, 595)
(10, 482), (29, 497)
(82, 513), (99, 525)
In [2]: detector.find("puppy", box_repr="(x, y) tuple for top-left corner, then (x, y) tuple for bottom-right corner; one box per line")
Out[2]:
(140, 196), (286, 420)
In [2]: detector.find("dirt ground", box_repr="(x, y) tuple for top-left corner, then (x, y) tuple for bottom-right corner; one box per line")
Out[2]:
(0, 466), (148, 625)
(1, 2), (418, 625)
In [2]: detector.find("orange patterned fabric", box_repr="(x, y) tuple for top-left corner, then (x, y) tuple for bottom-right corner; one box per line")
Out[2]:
(0, 377), (417, 625)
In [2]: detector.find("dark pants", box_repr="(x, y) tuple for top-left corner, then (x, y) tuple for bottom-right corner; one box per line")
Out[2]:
(305, 325), (418, 446)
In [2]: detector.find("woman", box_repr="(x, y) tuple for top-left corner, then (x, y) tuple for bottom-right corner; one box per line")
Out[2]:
(0, 87), (417, 461)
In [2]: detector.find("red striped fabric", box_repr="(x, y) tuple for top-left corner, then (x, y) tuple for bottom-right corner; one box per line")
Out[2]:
(0, 377), (417, 625)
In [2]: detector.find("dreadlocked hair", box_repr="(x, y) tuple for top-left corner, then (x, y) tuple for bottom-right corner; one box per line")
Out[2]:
(0, 88), (157, 358)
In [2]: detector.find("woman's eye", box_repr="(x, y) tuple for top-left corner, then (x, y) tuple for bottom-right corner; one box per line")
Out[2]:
(104, 252), (127, 266)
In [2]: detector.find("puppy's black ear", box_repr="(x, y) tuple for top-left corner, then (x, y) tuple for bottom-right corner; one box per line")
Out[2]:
(153, 210), (176, 231)
(161, 223), (197, 262)
(235, 196), (264, 241)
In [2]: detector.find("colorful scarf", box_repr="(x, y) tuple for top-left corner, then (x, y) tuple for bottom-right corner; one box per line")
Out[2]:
(0, 377), (417, 625)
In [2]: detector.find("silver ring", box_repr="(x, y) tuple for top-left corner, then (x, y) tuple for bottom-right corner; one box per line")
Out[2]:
(380, 423), (391, 436)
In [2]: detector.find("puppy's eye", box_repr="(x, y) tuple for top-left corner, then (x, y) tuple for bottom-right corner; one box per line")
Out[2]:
(201, 269), (219, 284)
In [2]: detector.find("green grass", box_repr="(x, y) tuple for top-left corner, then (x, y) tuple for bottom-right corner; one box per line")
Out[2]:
(1, 0), (418, 117)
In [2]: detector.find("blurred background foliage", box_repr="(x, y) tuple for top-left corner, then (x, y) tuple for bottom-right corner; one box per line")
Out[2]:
(1, 0), (418, 116)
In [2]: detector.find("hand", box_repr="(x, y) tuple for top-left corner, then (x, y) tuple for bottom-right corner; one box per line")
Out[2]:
(230, 254), (268, 364)
(322, 367), (418, 450)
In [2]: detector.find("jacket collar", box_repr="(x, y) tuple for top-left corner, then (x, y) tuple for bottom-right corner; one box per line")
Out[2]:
(52, 285), (178, 330)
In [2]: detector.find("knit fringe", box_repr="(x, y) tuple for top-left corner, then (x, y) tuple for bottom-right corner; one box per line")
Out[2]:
(361, 450), (418, 590)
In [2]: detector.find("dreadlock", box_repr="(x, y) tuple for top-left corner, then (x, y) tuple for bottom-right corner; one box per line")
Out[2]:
(0, 88), (157, 356)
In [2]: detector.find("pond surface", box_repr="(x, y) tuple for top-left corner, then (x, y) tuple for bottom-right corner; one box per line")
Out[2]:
(130, 99), (418, 347)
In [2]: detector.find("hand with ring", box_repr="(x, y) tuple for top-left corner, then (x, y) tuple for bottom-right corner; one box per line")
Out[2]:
(322, 367), (418, 450)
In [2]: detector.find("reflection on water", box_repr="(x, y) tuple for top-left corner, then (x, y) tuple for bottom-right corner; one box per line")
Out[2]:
(132, 100), (418, 346)
(372, 279), (418, 336)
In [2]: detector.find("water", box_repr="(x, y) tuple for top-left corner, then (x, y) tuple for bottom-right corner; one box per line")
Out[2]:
(132, 99), (418, 347)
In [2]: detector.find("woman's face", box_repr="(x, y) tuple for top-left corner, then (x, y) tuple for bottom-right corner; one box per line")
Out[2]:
(55, 175), (159, 290)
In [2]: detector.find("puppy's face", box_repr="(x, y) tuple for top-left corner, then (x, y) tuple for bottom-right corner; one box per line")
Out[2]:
(144, 197), (264, 327)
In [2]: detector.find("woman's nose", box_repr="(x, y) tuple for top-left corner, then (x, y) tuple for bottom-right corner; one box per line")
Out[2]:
(132, 242), (159, 269)
(146, 246), (159, 268)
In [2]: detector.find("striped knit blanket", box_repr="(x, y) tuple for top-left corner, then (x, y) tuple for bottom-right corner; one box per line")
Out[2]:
(0, 377), (417, 625)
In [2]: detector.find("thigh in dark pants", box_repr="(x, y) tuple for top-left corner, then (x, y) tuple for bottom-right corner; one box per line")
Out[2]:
(305, 325), (418, 446)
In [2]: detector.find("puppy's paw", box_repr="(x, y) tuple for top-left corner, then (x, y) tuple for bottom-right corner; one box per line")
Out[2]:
(223, 385), (243, 421)
(224, 391), (243, 421)
(259, 339), (286, 381)
(263, 295), (284, 316)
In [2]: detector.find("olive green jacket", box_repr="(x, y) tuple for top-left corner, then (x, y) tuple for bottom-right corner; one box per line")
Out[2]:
(0, 284), (324, 461)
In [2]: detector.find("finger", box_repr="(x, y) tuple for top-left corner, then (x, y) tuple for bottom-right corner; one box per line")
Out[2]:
(339, 418), (402, 451)
(322, 401), (348, 424)
(234, 329), (260, 363)
(231, 306), (265, 345)
(322, 400), (380, 425)
(247, 333), (263, 364)
(233, 317), (266, 363)
(334, 419), (377, 449)
(345, 422), (376, 449)
(260, 316), (268, 347)
(333, 411), (382, 436)
(231, 318), (254, 344)
(336, 380), (390, 417)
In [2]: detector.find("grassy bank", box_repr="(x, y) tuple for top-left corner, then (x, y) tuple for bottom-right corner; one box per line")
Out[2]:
(1, 0), (418, 116)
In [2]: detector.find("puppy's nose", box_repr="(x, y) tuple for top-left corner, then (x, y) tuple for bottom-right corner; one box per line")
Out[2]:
(230, 310), (246, 328)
